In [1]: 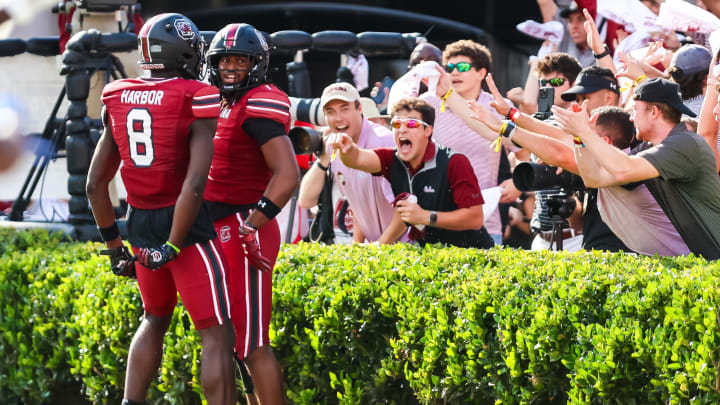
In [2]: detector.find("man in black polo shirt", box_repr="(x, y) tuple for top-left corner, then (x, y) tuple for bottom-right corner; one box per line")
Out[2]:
(328, 97), (494, 248)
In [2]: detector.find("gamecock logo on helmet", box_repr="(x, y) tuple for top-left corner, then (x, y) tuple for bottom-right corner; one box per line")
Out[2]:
(174, 19), (196, 39)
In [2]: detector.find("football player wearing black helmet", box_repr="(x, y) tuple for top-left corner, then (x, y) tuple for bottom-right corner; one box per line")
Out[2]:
(206, 23), (271, 94)
(137, 12), (205, 79)
(204, 23), (297, 405)
(89, 12), (236, 405)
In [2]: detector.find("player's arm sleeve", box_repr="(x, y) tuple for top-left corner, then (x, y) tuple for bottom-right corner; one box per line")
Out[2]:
(192, 86), (222, 118)
(245, 91), (291, 124)
(242, 119), (287, 147)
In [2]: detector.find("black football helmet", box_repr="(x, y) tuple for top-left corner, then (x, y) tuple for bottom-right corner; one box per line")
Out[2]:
(206, 23), (271, 93)
(137, 13), (204, 79)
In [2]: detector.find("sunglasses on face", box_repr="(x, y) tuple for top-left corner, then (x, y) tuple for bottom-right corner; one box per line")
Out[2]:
(539, 77), (567, 87)
(391, 118), (430, 129)
(445, 62), (474, 73)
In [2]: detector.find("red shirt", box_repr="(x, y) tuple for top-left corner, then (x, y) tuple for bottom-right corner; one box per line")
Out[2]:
(372, 141), (485, 209)
(101, 77), (220, 209)
(204, 84), (291, 205)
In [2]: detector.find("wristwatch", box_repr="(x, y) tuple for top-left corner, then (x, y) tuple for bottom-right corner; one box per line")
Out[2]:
(593, 44), (611, 60)
(428, 211), (438, 226)
(315, 160), (329, 171)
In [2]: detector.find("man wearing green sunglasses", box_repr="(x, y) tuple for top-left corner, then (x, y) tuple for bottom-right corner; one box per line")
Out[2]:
(420, 39), (521, 246)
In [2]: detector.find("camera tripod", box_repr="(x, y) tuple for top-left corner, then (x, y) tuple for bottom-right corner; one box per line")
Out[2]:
(9, 52), (128, 221)
(547, 215), (568, 251)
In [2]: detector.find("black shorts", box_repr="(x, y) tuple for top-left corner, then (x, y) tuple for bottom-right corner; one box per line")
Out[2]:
(126, 201), (217, 248)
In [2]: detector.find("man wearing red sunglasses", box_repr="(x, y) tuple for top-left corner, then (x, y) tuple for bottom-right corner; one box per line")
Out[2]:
(328, 97), (494, 248)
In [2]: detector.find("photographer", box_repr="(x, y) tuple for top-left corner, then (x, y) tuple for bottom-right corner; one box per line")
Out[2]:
(559, 105), (689, 256)
(556, 78), (720, 259)
(297, 82), (398, 243)
(439, 60), (630, 252)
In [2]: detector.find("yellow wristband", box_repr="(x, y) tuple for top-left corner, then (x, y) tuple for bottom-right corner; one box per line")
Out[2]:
(490, 136), (502, 153)
(164, 241), (181, 253)
(499, 121), (508, 135)
(440, 88), (453, 112)
(621, 74), (648, 92)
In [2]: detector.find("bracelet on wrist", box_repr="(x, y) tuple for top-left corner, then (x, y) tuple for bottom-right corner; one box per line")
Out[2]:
(440, 88), (453, 112)
(621, 74), (648, 92)
(593, 44), (611, 59)
(500, 120), (516, 139)
(505, 107), (520, 123)
(491, 120), (516, 152)
(164, 241), (181, 254)
(315, 160), (329, 171)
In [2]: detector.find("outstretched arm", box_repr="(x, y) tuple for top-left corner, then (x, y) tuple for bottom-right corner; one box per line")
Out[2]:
(554, 104), (659, 186)
(329, 132), (383, 173)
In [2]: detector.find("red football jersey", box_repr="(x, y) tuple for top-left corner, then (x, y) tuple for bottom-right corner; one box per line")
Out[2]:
(205, 84), (291, 205)
(101, 77), (221, 209)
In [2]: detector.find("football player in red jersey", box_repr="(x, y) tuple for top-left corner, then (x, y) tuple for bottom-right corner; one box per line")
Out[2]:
(203, 23), (300, 405)
(86, 13), (236, 405)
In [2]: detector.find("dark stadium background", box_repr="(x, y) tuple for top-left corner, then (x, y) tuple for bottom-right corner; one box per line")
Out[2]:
(140, 0), (545, 96)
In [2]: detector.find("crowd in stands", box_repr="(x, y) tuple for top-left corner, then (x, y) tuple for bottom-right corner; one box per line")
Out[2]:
(298, 0), (720, 260)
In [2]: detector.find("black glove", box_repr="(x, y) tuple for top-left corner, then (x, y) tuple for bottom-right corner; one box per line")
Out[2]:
(137, 242), (179, 270)
(100, 245), (136, 278)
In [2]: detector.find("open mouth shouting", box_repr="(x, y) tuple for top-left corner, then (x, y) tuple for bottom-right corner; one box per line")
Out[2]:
(398, 136), (413, 156)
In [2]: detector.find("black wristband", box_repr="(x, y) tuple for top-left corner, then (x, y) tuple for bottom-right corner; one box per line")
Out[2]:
(256, 196), (282, 220)
(593, 45), (611, 59)
(315, 160), (329, 171)
(98, 222), (120, 242)
(501, 121), (517, 138)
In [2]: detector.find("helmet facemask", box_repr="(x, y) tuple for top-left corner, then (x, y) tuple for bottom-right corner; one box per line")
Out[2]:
(209, 52), (268, 94)
(206, 24), (271, 95)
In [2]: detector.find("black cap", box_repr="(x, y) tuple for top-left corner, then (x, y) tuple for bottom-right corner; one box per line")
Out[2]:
(633, 78), (696, 117)
(560, 1), (581, 18)
(561, 67), (620, 101)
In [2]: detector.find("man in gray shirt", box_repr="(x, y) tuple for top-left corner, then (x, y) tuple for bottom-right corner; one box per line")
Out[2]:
(557, 1), (594, 67)
(554, 78), (720, 259)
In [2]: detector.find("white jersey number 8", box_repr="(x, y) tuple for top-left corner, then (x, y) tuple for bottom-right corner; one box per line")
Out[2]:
(126, 108), (154, 167)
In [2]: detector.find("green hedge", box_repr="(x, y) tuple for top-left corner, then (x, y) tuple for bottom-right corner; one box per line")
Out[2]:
(2, 229), (720, 404)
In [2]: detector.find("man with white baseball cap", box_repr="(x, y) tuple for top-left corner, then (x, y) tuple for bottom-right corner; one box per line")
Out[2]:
(299, 81), (401, 243)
